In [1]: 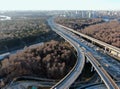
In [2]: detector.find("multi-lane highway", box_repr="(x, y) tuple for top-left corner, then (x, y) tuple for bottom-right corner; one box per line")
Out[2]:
(86, 52), (119, 89)
(48, 18), (119, 89)
(57, 24), (120, 59)
(48, 18), (85, 89)
(78, 82), (120, 89)
(57, 24), (120, 80)
(2, 17), (120, 89)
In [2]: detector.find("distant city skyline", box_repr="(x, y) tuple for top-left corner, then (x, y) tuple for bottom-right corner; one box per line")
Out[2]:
(0, 0), (120, 11)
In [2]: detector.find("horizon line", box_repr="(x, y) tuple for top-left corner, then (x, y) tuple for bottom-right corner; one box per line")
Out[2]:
(0, 9), (120, 11)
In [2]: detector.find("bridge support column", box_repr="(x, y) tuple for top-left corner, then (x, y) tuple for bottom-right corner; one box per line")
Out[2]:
(86, 59), (89, 63)
(79, 35), (81, 38)
(100, 78), (103, 83)
(91, 66), (94, 72)
(117, 52), (120, 58)
(108, 49), (111, 53)
(104, 47), (107, 53)
(92, 41), (94, 44)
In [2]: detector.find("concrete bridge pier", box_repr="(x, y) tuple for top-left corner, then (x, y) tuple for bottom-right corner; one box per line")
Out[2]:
(91, 66), (94, 72)
(86, 59), (89, 63)
(104, 47), (107, 53)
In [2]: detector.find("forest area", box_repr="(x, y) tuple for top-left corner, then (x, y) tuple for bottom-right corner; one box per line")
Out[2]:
(0, 16), (78, 88)
(55, 17), (104, 29)
(0, 40), (76, 88)
(56, 18), (120, 48)
(0, 17), (58, 53)
(80, 21), (120, 48)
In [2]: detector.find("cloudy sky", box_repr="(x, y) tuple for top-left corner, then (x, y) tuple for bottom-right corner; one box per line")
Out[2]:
(0, 0), (120, 10)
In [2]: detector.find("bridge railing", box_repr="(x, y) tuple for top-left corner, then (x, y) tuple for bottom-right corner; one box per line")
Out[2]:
(85, 52), (119, 89)
(49, 20), (85, 89)
(57, 24), (120, 60)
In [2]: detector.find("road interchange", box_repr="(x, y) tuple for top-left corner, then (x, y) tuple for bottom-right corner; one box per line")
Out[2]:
(48, 18), (119, 89)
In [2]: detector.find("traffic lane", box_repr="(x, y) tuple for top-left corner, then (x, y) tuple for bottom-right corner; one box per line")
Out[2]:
(57, 26), (120, 80)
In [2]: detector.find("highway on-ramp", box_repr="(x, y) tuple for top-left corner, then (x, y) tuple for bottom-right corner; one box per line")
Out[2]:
(48, 18), (85, 89)
(5, 18), (119, 89)
(57, 24), (120, 58)
(86, 52), (119, 89)
(48, 18), (119, 89)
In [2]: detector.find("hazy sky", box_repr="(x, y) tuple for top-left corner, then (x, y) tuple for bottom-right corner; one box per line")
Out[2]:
(0, 0), (120, 10)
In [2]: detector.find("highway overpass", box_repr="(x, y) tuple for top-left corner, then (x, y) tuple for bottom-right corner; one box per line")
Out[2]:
(48, 18), (85, 89)
(57, 24), (120, 60)
(48, 18), (119, 89)
(78, 82), (120, 89)
(86, 52), (119, 89)
(3, 18), (119, 89)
